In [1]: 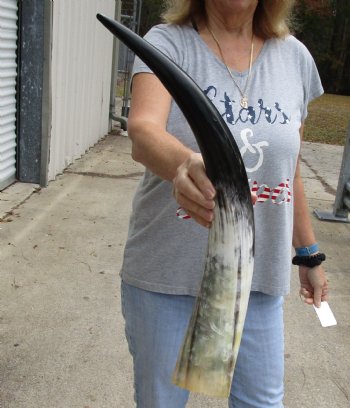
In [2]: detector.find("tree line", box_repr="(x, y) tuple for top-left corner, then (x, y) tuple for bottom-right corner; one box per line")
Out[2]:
(138, 0), (350, 95)
(294, 0), (350, 95)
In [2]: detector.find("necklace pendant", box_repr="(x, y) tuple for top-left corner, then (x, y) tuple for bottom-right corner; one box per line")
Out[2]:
(240, 96), (248, 109)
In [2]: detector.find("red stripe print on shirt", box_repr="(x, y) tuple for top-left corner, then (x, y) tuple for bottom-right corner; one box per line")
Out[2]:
(250, 179), (291, 205)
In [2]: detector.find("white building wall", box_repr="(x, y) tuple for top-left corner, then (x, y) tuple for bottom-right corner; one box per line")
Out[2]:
(49, 0), (115, 180)
(0, 0), (18, 190)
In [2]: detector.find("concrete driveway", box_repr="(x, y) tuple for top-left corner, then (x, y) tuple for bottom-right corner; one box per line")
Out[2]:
(0, 134), (349, 408)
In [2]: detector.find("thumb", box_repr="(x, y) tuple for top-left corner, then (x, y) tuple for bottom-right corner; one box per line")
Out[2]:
(313, 285), (323, 308)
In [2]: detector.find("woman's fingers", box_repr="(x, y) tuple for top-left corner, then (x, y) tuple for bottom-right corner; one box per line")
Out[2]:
(187, 158), (216, 200)
(177, 193), (214, 227)
(173, 154), (216, 226)
(251, 193), (257, 205)
(299, 266), (329, 307)
(175, 171), (215, 211)
(173, 153), (256, 227)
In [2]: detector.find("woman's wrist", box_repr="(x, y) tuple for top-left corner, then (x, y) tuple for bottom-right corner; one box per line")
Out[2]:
(294, 243), (319, 256)
(292, 253), (326, 267)
(292, 243), (326, 267)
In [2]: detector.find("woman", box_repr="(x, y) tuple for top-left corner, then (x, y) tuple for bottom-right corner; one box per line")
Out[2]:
(120, 1), (329, 407)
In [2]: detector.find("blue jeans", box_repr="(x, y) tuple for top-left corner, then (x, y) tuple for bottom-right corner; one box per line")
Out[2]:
(121, 281), (284, 408)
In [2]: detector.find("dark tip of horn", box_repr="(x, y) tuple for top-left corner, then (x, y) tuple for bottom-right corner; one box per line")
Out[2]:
(96, 14), (252, 207)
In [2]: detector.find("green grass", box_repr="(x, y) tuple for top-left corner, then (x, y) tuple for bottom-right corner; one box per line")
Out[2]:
(304, 94), (350, 145)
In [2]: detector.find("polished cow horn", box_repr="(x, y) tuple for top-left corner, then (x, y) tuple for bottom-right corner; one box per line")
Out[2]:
(97, 13), (254, 398)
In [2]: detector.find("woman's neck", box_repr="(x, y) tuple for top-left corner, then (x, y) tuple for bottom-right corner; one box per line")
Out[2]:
(203, 0), (258, 41)
(195, 1), (263, 72)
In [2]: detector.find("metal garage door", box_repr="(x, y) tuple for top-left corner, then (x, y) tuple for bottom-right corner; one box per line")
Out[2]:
(0, 0), (18, 190)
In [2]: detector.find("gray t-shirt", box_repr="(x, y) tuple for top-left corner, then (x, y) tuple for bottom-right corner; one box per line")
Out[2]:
(120, 24), (323, 297)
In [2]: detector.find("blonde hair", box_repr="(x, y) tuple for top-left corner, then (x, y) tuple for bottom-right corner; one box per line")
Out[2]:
(162, 0), (295, 39)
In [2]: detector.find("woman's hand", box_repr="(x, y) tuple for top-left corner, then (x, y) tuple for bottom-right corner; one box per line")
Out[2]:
(172, 153), (257, 228)
(172, 153), (216, 228)
(299, 265), (329, 308)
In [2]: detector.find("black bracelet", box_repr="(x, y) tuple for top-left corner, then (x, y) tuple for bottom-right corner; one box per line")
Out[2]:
(292, 253), (326, 267)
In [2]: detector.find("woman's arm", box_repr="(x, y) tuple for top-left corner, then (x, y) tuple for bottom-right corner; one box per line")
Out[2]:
(293, 125), (329, 307)
(128, 73), (216, 227)
(128, 73), (190, 179)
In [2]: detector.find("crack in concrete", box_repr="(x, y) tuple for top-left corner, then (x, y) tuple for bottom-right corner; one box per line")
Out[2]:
(0, 187), (41, 222)
(0, 169), (143, 222)
(301, 367), (307, 391)
(300, 156), (337, 195)
(64, 170), (144, 180)
(331, 377), (349, 401)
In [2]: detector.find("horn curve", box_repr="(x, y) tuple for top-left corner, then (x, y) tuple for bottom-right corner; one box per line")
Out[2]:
(97, 14), (254, 398)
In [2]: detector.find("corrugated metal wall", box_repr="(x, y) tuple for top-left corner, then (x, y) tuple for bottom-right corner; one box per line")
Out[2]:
(49, 0), (115, 180)
(0, 0), (18, 190)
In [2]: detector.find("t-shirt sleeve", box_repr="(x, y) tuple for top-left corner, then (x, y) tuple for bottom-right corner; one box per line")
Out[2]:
(300, 44), (324, 121)
(132, 24), (185, 78)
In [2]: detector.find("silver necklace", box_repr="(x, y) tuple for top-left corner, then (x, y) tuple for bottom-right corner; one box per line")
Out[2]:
(207, 25), (254, 109)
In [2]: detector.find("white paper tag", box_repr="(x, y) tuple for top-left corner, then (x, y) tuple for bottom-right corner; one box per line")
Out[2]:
(313, 301), (337, 327)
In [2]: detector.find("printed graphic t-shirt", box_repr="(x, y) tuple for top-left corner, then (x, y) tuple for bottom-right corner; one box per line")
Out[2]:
(120, 24), (324, 297)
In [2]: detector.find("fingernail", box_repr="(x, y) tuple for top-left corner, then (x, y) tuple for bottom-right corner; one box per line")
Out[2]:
(206, 200), (215, 209)
(205, 188), (215, 199)
(207, 212), (213, 222)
